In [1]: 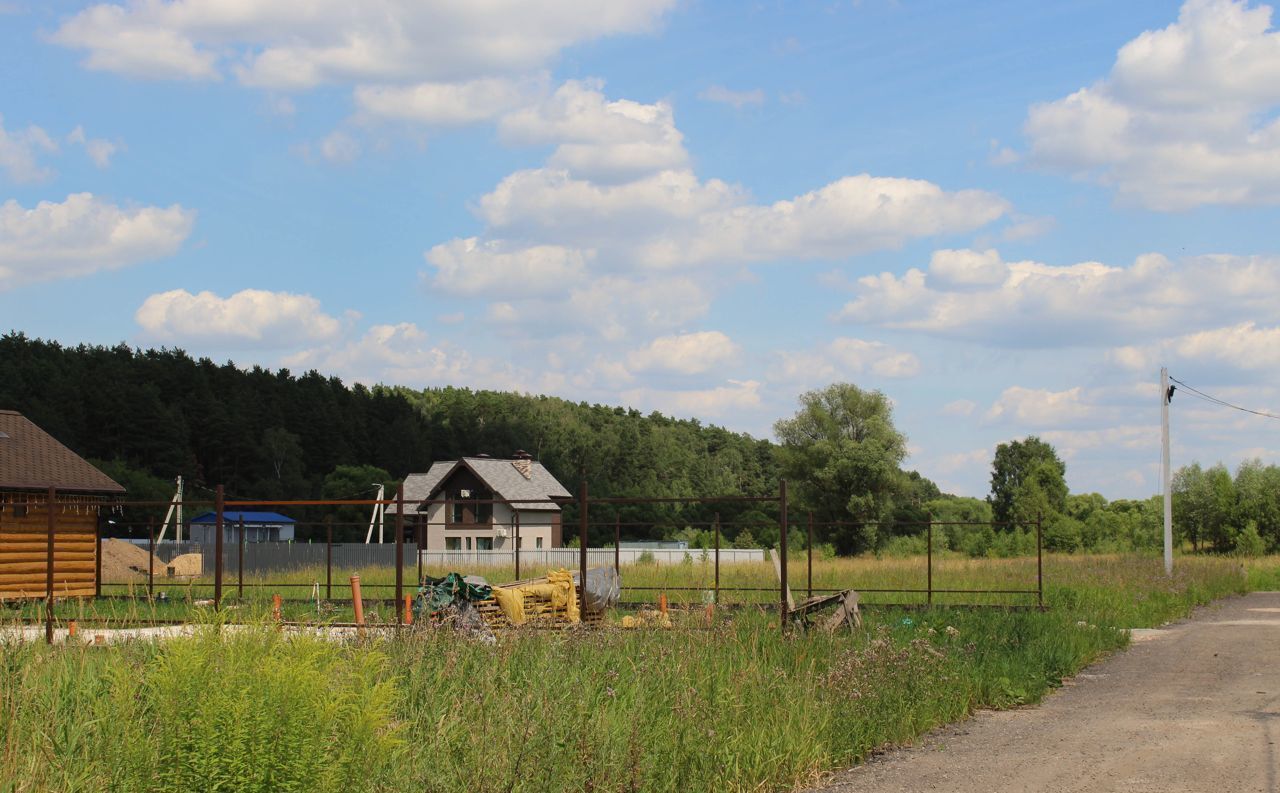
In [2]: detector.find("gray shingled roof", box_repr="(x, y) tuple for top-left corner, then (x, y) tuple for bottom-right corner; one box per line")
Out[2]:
(386, 457), (569, 514)
(0, 410), (125, 493)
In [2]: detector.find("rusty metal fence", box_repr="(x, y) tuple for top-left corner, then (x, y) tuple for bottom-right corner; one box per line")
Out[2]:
(6, 480), (1044, 643)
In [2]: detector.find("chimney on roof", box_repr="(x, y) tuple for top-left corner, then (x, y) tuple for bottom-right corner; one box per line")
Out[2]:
(511, 450), (533, 480)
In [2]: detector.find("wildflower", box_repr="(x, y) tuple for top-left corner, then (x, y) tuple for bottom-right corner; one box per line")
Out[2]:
(945, 625), (960, 638)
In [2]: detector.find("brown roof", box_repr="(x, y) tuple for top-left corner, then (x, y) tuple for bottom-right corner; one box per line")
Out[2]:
(0, 410), (125, 493)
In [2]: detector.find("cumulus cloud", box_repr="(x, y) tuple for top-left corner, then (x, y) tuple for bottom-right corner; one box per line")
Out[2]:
(984, 386), (1098, 426)
(419, 81), (1007, 349)
(135, 288), (346, 347)
(771, 338), (922, 384)
(0, 193), (194, 290)
(627, 331), (740, 374)
(1113, 321), (1280, 374)
(355, 76), (539, 125)
(0, 115), (57, 182)
(66, 125), (118, 167)
(698, 85), (765, 109)
(621, 379), (762, 418)
(942, 399), (977, 416)
(52, 2), (675, 88)
(1024, 0), (1280, 209)
(839, 249), (1280, 348)
(498, 80), (689, 182)
(426, 238), (590, 297)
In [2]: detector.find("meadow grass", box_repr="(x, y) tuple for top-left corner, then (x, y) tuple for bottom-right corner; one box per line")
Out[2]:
(1, 554), (1269, 792)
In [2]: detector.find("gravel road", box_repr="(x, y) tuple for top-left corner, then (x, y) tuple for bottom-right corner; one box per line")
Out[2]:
(814, 591), (1280, 793)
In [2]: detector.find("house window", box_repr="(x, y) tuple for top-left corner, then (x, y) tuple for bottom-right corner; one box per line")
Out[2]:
(536, 537), (543, 549)
(445, 537), (461, 551)
(451, 488), (492, 524)
(465, 537), (472, 550)
(476, 537), (493, 551)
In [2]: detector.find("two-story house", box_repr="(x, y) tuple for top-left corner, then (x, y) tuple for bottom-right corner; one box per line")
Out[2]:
(389, 452), (570, 551)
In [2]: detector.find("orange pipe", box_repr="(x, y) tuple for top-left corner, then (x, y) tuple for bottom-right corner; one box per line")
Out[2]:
(271, 593), (283, 622)
(68, 620), (77, 639)
(350, 575), (365, 626)
(403, 594), (413, 625)
(658, 593), (668, 614)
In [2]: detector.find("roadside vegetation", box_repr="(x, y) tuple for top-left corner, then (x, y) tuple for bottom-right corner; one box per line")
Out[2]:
(2, 554), (1271, 792)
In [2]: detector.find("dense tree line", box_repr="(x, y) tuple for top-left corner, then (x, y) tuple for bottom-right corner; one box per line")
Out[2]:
(0, 334), (777, 542)
(1172, 460), (1280, 555)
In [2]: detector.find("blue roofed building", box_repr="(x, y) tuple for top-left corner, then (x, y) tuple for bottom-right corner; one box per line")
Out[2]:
(189, 511), (296, 544)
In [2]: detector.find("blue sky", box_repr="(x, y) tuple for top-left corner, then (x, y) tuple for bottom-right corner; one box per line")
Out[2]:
(4, 0), (1280, 499)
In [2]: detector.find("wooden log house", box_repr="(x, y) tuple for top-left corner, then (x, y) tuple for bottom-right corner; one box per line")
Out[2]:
(0, 410), (124, 599)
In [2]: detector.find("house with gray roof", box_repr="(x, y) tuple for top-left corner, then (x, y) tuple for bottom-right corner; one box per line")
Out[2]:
(387, 451), (570, 551)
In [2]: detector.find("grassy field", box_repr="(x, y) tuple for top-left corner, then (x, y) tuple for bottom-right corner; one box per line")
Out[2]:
(1, 554), (1274, 792)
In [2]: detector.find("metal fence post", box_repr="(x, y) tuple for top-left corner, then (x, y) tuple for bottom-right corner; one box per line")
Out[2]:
(416, 516), (424, 585)
(214, 485), (224, 609)
(395, 483), (404, 627)
(237, 516), (245, 599)
(45, 486), (56, 645)
(514, 510), (521, 580)
(807, 512), (813, 600)
(147, 518), (155, 597)
(614, 514), (620, 575)
(927, 517), (933, 606)
(1037, 513), (1044, 609)
(325, 521), (333, 600)
(779, 479), (788, 629)
(713, 512), (720, 604)
(578, 480), (588, 606)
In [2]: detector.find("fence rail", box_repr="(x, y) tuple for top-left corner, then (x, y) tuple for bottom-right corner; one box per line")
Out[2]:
(17, 480), (1043, 643)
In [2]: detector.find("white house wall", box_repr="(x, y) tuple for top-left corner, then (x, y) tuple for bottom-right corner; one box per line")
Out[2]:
(419, 502), (558, 550)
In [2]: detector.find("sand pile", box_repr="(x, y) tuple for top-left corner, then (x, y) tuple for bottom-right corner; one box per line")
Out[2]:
(166, 553), (203, 577)
(99, 539), (167, 583)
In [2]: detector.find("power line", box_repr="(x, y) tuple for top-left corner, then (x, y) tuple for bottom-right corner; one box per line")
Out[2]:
(1168, 376), (1280, 421)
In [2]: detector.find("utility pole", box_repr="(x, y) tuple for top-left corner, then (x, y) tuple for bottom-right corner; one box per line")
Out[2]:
(1161, 367), (1173, 576)
(175, 475), (184, 543)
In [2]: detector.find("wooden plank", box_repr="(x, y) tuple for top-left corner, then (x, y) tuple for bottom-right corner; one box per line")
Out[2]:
(0, 572), (94, 585)
(0, 561), (96, 574)
(0, 552), (96, 564)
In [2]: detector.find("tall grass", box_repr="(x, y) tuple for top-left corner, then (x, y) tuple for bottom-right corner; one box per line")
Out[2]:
(0, 555), (1265, 792)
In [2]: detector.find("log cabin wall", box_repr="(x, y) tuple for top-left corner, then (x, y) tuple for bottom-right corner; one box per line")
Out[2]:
(0, 494), (98, 599)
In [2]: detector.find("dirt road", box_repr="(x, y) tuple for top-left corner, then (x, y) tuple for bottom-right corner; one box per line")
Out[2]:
(816, 591), (1280, 793)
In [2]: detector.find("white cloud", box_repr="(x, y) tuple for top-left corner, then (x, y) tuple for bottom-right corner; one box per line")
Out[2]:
(426, 238), (589, 298)
(985, 386), (1097, 426)
(355, 76), (539, 126)
(1039, 425), (1158, 460)
(627, 331), (740, 374)
(0, 193), (194, 290)
(52, 2), (675, 89)
(424, 82), (1007, 350)
(1024, 0), (1280, 209)
(1113, 320), (1280, 373)
(318, 130), (360, 163)
(698, 85), (765, 109)
(935, 447), (991, 473)
(499, 80), (689, 182)
(621, 379), (762, 418)
(66, 125), (118, 168)
(942, 399), (977, 417)
(925, 248), (1008, 290)
(0, 115), (57, 182)
(135, 288), (345, 347)
(840, 249), (1280, 348)
(771, 337), (921, 384)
